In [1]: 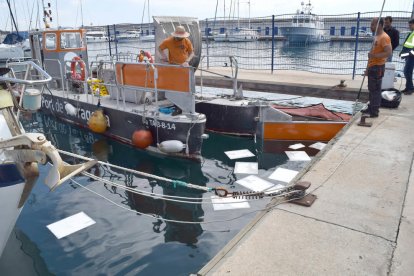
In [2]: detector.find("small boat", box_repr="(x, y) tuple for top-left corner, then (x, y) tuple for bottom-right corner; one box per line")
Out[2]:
(280, 1), (328, 44)
(227, 28), (259, 42)
(0, 65), (95, 257)
(86, 30), (109, 43)
(256, 103), (349, 153)
(27, 20), (207, 161)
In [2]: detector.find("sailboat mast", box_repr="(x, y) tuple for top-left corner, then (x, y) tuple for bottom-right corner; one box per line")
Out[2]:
(147, 0), (150, 35)
(248, 0), (250, 29)
(80, 0), (84, 27)
(237, 0), (240, 28)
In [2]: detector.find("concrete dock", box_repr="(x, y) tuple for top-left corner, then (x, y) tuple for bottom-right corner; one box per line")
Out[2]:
(196, 68), (404, 101)
(198, 91), (414, 274)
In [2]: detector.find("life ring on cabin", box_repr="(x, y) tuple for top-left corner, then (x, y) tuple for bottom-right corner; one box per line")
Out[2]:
(137, 50), (154, 63)
(71, 56), (86, 81)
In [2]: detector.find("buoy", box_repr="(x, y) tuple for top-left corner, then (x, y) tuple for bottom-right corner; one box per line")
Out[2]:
(132, 130), (153, 149)
(88, 109), (108, 133)
(64, 103), (77, 116)
(158, 140), (186, 153)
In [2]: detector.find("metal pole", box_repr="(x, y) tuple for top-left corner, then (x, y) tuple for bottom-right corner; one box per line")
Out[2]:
(206, 19), (210, 69)
(352, 12), (360, 80)
(79, 0), (84, 27)
(271, 15), (275, 74)
(107, 25), (112, 57)
(113, 24), (119, 61)
(412, 0), (414, 19)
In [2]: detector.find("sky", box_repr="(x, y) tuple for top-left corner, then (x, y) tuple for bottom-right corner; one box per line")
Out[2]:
(0, 0), (413, 30)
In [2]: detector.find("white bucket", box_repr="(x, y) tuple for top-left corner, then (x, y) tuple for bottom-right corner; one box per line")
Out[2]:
(381, 62), (395, 90)
(23, 89), (42, 111)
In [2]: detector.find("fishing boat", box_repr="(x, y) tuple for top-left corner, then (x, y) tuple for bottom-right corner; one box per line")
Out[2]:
(27, 19), (207, 161)
(280, 1), (328, 44)
(0, 65), (95, 257)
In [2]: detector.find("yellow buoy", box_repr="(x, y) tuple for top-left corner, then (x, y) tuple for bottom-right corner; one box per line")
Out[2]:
(88, 109), (108, 133)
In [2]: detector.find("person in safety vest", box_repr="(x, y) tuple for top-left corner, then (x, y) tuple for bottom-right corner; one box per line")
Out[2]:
(400, 19), (414, 95)
(362, 17), (392, 118)
(158, 26), (194, 66)
(138, 50), (154, 63)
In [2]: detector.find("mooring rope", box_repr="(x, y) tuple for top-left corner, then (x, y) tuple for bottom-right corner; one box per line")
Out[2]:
(58, 149), (213, 193)
(71, 178), (301, 225)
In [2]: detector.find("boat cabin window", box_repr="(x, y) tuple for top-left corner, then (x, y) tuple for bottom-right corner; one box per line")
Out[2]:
(45, 33), (56, 50)
(60, 32), (82, 49)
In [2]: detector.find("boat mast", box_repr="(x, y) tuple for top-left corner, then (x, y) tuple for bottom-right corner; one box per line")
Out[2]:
(147, 0), (150, 35)
(248, 0), (251, 29)
(79, 0), (84, 27)
(237, 0), (240, 29)
(6, 0), (19, 33)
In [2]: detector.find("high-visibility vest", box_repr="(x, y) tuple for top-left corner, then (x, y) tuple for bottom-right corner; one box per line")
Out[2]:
(403, 31), (414, 49)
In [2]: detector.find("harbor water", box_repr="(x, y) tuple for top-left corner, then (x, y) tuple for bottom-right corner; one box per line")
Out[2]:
(0, 89), (357, 275)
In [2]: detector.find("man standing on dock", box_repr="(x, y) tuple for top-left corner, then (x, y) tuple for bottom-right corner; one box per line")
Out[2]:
(158, 26), (195, 66)
(383, 16), (399, 62)
(400, 19), (414, 95)
(364, 17), (392, 118)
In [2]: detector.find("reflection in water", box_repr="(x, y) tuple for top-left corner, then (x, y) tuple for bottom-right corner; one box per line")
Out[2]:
(11, 111), (317, 274)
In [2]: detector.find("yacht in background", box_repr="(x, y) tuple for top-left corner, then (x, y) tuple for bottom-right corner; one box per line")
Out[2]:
(117, 30), (141, 43)
(86, 30), (109, 43)
(228, 28), (259, 42)
(280, 1), (328, 44)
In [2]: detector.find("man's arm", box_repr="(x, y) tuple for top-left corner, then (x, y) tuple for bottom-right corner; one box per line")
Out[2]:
(158, 46), (168, 62)
(369, 44), (392, 59)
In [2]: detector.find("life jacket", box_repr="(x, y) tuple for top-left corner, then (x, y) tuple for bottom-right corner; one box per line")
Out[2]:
(400, 31), (414, 58)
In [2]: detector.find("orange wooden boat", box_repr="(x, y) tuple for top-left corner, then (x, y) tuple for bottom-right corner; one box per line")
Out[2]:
(257, 103), (350, 148)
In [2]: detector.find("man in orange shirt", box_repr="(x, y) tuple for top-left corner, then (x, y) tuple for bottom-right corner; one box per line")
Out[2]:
(363, 17), (392, 118)
(158, 26), (194, 66)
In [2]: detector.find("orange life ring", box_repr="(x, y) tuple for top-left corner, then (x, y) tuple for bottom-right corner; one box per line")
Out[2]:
(71, 56), (86, 81)
(137, 51), (154, 63)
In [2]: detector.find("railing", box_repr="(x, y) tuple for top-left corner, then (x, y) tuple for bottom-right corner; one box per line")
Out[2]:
(87, 10), (411, 78)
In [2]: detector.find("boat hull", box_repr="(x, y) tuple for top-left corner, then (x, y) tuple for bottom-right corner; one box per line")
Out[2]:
(0, 164), (25, 257)
(195, 100), (260, 136)
(280, 27), (328, 44)
(41, 94), (206, 160)
(261, 121), (347, 141)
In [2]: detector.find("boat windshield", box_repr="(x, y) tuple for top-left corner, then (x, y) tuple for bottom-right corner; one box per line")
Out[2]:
(61, 32), (83, 49)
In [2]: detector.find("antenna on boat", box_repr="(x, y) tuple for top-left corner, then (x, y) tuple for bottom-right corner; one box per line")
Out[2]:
(79, 0), (84, 27)
(41, 0), (53, 28)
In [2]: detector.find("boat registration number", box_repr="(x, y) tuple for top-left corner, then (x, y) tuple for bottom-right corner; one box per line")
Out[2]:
(144, 119), (176, 130)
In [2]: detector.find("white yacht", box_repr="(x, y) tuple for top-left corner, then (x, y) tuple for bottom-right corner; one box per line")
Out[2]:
(280, 1), (328, 44)
(86, 30), (109, 43)
(117, 30), (141, 43)
(228, 28), (259, 42)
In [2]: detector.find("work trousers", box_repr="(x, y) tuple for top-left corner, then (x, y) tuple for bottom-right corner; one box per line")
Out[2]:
(367, 65), (385, 116)
(404, 56), (414, 91)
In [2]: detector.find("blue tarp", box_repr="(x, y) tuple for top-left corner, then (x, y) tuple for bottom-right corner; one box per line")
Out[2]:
(2, 32), (29, 44)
